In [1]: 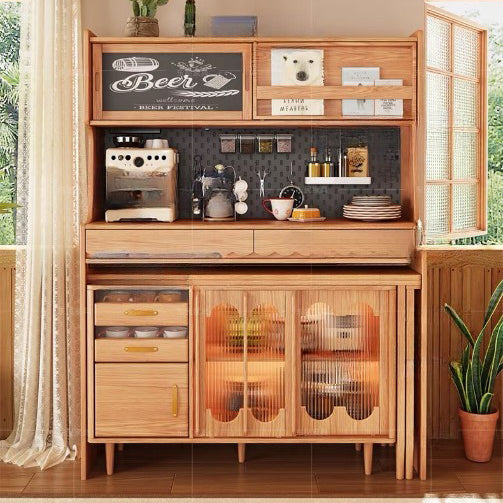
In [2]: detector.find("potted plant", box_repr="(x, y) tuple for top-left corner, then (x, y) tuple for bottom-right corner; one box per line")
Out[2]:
(126, 0), (169, 37)
(445, 280), (503, 462)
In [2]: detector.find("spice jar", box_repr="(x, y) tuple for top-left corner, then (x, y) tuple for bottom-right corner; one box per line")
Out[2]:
(257, 135), (274, 153)
(276, 134), (292, 153)
(239, 134), (255, 154)
(220, 134), (237, 153)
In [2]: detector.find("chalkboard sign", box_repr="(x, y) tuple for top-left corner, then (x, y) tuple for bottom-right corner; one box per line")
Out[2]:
(101, 52), (244, 112)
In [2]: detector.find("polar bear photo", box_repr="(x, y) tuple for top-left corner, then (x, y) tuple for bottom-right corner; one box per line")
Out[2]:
(271, 49), (324, 115)
(281, 50), (324, 86)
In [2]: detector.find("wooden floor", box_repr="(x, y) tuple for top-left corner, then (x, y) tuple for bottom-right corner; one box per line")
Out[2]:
(0, 440), (501, 498)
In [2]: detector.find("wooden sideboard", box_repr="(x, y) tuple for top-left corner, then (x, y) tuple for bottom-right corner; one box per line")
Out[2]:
(81, 32), (428, 484)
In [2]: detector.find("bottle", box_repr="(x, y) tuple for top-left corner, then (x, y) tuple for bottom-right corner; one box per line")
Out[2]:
(184, 0), (196, 37)
(306, 147), (321, 177)
(321, 148), (335, 177)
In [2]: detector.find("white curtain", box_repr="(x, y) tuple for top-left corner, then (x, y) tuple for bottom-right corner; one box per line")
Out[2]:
(0, 0), (86, 469)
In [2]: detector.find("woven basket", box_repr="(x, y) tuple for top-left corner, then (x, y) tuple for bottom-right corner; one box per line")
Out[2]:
(125, 16), (159, 37)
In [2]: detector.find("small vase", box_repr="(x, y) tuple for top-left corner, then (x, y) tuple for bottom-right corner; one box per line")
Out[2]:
(458, 408), (499, 462)
(125, 16), (159, 37)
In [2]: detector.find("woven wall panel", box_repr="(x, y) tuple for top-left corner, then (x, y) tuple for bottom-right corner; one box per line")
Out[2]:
(454, 25), (479, 79)
(427, 15), (451, 72)
(425, 184), (449, 235)
(452, 183), (477, 231)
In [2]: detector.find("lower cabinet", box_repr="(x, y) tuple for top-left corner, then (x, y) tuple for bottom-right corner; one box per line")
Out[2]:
(195, 286), (395, 439)
(95, 363), (189, 437)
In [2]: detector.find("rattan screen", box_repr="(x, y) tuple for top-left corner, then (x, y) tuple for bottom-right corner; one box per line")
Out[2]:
(425, 9), (485, 239)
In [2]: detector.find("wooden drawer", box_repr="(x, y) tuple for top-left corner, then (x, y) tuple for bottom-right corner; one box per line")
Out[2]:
(95, 363), (188, 437)
(253, 229), (415, 263)
(94, 301), (188, 326)
(86, 229), (254, 259)
(95, 338), (188, 363)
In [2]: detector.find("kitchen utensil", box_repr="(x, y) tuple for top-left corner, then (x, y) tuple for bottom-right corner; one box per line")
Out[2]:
(202, 164), (236, 221)
(155, 290), (183, 303)
(134, 326), (159, 338)
(145, 138), (169, 149)
(103, 327), (131, 338)
(256, 168), (270, 197)
(235, 201), (248, 215)
(262, 198), (294, 221)
(279, 161), (304, 208)
(101, 291), (132, 303)
(234, 178), (248, 194)
(113, 136), (145, 148)
(161, 326), (188, 338)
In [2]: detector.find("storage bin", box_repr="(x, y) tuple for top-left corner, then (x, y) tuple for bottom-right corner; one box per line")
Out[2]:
(211, 16), (257, 37)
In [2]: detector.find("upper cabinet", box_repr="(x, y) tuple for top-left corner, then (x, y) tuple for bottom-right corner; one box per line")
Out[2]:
(91, 42), (252, 121)
(254, 40), (417, 121)
(87, 36), (417, 124)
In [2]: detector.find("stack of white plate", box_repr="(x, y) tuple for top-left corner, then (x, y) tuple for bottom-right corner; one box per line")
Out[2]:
(343, 195), (401, 221)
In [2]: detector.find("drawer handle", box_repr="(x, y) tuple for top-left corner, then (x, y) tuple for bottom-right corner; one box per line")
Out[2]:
(124, 309), (159, 316)
(124, 346), (159, 353)
(172, 384), (178, 417)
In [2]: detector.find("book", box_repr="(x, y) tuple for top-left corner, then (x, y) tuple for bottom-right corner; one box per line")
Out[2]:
(341, 67), (380, 116)
(374, 79), (403, 116)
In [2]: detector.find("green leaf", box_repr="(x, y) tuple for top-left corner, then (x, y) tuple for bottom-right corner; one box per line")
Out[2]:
(449, 361), (468, 411)
(444, 304), (475, 347)
(479, 392), (494, 414)
(483, 280), (503, 327)
(497, 360), (503, 376)
(482, 316), (503, 391)
(472, 330), (484, 403)
(484, 319), (503, 394)
(461, 344), (470, 376)
(465, 361), (478, 413)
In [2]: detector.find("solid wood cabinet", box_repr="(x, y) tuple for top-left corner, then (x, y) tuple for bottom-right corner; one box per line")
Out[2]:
(95, 363), (189, 437)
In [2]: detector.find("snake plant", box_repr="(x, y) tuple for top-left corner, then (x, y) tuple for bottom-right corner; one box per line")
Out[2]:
(129, 0), (169, 18)
(445, 280), (503, 414)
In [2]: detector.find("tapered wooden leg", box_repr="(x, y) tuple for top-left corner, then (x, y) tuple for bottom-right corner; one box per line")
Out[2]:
(363, 444), (373, 475)
(355, 443), (362, 452)
(238, 443), (246, 463)
(117, 443), (124, 452)
(105, 443), (115, 475)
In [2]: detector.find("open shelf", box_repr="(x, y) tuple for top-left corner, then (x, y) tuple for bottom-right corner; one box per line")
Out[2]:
(305, 177), (372, 185)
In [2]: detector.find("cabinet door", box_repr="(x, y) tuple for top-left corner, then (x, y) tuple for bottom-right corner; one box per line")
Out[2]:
(196, 289), (290, 437)
(95, 363), (188, 437)
(93, 43), (252, 121)
(296, 289), (395, 437)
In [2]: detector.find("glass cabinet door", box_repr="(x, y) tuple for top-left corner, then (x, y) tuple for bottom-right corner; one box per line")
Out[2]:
(296, 289), (394, 437)
(196, 289), (289, 437)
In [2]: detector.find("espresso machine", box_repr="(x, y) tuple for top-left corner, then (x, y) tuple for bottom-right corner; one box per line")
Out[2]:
(105, 147), (178, 222)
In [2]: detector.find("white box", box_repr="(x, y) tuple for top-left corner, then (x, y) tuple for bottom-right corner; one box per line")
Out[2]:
(342, 67), (380, 116)
(375, 79), (403, 116)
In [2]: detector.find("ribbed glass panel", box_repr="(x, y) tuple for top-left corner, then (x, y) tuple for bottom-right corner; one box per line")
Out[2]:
(427, 72), (450, 130)
(425, 184), (450, 236)
(427, 15), (451, 71)
(453, 131), (478, 179)
(454, 78), (478, 127)
(426, 129), (449, 180)
(453, 183), (478, 230)
(300, 291), (380, 422)
(454, 25), (479, 78)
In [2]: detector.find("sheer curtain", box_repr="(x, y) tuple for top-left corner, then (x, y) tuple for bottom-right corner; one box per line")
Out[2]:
(0, 0), (86, 469)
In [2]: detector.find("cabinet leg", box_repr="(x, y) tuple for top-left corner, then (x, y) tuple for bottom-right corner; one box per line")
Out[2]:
(105, 443), (115, 475)
(238, 443), (246, 463)
(118, 443), (124, 452)
(355, 443), (362, 452)
(363, 444), (373, 475)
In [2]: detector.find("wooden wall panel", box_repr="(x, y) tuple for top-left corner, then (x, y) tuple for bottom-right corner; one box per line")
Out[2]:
(0, 249), (15, 440)
(426, 248), (503, 439)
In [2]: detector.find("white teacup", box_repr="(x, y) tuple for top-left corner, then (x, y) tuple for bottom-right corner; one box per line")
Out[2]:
(262, 198), (294, 221)
(134, 326), (159, 338)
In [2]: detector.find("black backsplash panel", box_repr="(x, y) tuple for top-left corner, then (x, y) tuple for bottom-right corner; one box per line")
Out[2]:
(104, 128), (401, 219)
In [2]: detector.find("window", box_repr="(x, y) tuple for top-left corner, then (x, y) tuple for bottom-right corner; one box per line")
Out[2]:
(424, 4), (488, 241)
(0, 0), (20, 245)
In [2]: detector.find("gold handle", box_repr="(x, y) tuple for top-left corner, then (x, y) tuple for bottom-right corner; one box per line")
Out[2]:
(124, 309), (159, 316)
(124, 346), (159, 352)
(172, 384), (178, 417)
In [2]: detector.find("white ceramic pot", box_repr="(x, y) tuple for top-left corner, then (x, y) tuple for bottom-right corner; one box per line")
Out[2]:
(161, 326), (188, 339)
(104, 326), (131, 338)
(134, 326), (159, 338)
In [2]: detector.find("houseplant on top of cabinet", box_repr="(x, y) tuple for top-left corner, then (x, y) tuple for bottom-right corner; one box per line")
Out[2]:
(126, 0), (169, 37)
(445, 280), (503, 462)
